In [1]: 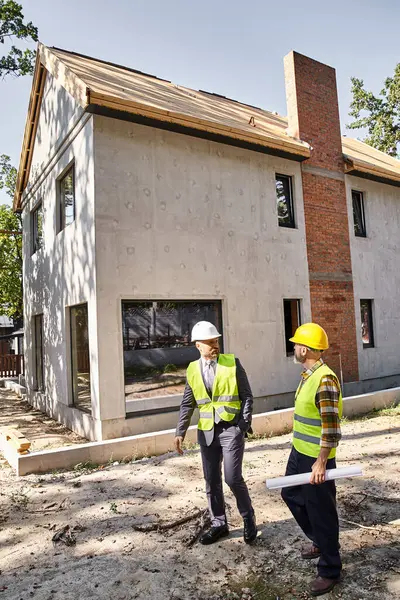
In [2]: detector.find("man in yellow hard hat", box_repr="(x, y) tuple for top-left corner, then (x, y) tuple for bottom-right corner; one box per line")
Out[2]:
(174, 321), (257, 545)
(281, 323), (342, 597)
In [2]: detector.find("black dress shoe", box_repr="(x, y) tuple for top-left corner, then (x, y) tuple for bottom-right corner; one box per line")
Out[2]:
(199, 525), (229, 545)
(243, 514), (257, 544)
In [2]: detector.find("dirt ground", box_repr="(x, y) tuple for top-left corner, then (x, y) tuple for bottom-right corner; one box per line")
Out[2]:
(0, 388), (86, 453)
(0, 397), (399, 600)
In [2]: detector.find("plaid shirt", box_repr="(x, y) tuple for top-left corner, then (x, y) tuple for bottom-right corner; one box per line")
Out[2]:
(297, 359), (342, 449)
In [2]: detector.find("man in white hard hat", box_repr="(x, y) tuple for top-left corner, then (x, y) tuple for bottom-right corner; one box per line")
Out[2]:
(174, 321), (257, 545)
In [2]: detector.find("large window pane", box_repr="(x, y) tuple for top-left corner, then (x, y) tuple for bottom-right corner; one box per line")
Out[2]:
(70, 303), (91, 413)
(60, 166), (75, 230)
(360, 299), (374, 348)
(31, 203), (43, 253)
(283, 299), (301, 355)
(34, 314), (44, 391)
(276, 174), (295, 228)
(352, 190), (366, 237)
(122, 300), (222, 405)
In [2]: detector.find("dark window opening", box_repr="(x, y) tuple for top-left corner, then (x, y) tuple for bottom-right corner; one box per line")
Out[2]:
(276, 174), (295, 228)
(31, 202), (43, 254)
(34, 314), (44, 391)
(70, 303), (91, 413)
(283, 299), (301, 355)
(122, 300), (223, 404)
(59, 165), (75, 231)
(352, 190), (366, 237)
(360, 299), (374, 348)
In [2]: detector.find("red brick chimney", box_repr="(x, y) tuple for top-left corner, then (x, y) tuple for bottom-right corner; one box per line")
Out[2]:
(284, 51), (359, 382)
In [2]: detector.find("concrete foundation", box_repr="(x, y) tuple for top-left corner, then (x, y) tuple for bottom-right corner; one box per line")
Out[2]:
(9, 386), (399, 476)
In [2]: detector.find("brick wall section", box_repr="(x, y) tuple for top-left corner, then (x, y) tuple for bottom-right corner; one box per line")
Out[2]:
(284, 51), (359, 382)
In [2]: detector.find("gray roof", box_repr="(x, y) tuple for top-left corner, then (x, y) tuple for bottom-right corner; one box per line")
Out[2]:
(0, 315), (13, 328)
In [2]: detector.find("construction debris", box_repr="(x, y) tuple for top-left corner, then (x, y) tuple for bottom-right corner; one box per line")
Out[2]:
(0, 427), (31, 454)
(51, 525), (76, 546)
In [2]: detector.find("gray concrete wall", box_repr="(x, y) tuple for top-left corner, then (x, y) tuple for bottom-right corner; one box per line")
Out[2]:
(93, 116), (312, 438)
(28, 73), (85, 189)
(345, 175), (400, 382)
(21, 72), (100, 441)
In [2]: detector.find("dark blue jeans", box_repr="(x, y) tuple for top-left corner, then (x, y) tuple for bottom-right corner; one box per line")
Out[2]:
(281, 446), (342, 579)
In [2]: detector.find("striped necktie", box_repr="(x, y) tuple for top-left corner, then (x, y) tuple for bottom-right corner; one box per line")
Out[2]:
(204, 360), (215, 393)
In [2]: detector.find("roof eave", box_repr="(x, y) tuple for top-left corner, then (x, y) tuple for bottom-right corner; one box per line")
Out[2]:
(344, 154), (400, 188)
(89, 91), (311, 160)
(13, 51), (46, 212)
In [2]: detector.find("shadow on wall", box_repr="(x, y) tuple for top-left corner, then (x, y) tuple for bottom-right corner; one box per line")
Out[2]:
(24, 66), (96, 436)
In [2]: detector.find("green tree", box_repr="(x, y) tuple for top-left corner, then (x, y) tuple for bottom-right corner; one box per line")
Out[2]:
(0, 1), (38, 323)
(347, 64), (400, 158)
(0, 155), (22, 322)
(0, 0), (38, 77)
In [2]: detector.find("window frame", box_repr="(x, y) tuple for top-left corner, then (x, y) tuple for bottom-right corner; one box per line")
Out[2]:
(31, 201), (43, 254)
(276, 173), (295, 229)
(352, 190), (366, 237)
(283, 298), (301, 356)
(360, 299), (375, 349)
(33, 314), (44, 391)
(121, 299), (223, 352)
(58, 164), (76, 232)
(70, 302), (91, 413)
(121, 299), (223, 411)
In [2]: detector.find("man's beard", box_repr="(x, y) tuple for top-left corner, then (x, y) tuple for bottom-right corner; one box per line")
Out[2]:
(293, 351), (305, 364)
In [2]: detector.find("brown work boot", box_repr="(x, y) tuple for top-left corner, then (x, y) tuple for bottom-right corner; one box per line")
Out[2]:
(309, 576), (340, 596)
(301, 544), (321, 559)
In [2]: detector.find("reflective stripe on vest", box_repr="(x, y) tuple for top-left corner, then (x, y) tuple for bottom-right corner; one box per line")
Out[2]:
(293, 364), (342, 459)
(187, 354), (241, 431)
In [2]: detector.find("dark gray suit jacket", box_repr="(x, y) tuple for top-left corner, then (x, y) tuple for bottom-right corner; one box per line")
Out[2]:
(175, 357), (254, 446)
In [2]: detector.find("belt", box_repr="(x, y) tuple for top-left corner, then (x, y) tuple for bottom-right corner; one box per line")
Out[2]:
(215, 421), (237, 430)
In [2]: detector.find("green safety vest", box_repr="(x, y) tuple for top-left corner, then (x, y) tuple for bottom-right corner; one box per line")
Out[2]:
(187, 354), (241, 431)
(293, 364), (342, 459)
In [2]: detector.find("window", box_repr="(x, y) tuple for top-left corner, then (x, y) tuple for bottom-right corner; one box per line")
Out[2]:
(276, 174), (295, 228)
(31, 202), (43, 253)
(70, 304), (91, 413)
(352, 190), (366, 237)
(33, 314), (44, 391)
(59, 165), (75, 230)
(122, 300), (222, 406)
(360, 300), (374, 348)
(283, 299), (301, 355)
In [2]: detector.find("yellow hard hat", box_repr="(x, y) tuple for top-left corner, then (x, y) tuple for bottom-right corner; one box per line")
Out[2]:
(289, 322), (329, 351)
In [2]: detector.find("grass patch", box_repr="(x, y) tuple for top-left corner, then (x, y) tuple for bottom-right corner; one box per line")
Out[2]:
(372, 404), (400, 417)
(73, 461), (100, 472)
(10, 488), (30, 510)
(109, 502), (119, 514)
(342, 403), (400, 423)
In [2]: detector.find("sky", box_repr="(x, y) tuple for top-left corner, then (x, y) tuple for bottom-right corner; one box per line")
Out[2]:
(1, 0), (399, 204)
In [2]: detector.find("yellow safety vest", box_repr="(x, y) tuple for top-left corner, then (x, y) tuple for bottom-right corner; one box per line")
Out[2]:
(187, 354), (241, 431)
(293, 364), (342, 459)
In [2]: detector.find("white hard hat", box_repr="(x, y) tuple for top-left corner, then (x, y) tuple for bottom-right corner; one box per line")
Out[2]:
(191, 321), (221, 342)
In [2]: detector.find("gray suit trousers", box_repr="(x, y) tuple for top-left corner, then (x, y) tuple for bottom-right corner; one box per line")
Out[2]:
(200, 423), (254, 526)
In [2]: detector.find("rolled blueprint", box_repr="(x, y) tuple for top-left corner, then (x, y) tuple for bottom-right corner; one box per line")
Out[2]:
(266, 465), (363, 490)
